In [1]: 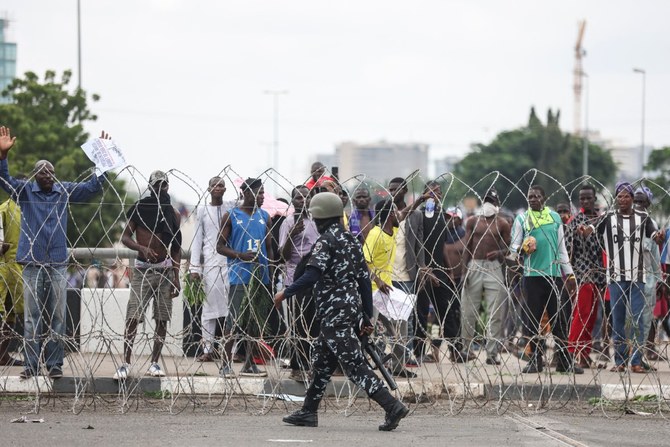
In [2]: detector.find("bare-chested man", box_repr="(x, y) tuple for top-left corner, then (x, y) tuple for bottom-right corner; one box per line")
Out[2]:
(348, 187), (375, 242)
(459, 188), (511, 365)
(114, 170), (182, 379)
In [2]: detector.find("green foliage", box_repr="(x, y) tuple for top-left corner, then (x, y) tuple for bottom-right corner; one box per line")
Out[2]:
(183, 275), (206, 306)
(143, 390), (172, 399)
(450, 108), (617, 210)
(0, 70), (128, 247)
(643, 147), (670, 214)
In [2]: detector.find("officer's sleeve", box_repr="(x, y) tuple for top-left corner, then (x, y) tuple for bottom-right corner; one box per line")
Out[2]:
(357, 275), (374, 319)
(306, 237), (330, 273)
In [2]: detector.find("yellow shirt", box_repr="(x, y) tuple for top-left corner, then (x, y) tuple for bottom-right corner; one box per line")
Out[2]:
(363, 226), (397, 291)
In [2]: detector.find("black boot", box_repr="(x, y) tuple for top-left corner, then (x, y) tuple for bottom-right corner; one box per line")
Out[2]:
(371, 388), (409, 431)
(521, 351), (544, 374)
(283, 393), (319, 427)
(554, 348), (584, 374)
(282, 409), (318, 427)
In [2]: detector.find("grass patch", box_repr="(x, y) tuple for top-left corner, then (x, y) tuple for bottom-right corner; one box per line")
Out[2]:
(193, 371), (209, 377)
(144, 390), (172, 399)
(588, 397), (613, 406)
(632, 394), (658, 402)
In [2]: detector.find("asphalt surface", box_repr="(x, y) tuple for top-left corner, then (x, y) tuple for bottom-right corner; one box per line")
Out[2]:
(1, 400), (668, 447)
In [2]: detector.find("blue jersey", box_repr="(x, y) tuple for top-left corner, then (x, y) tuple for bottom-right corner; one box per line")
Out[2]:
(227, 207), (270, 285)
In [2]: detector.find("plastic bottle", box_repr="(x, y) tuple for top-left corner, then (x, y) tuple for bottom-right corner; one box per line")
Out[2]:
(276, 272), (284, 293)
(424, 197), (435, 218)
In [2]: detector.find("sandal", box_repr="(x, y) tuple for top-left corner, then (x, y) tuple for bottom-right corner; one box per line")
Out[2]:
(610, 365), (626, 373)
(630, 365), (647, 374)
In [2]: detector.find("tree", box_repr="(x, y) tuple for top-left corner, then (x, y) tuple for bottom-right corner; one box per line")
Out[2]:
(643, 147), (670, 216)
(0, 70), (128, 248)
(449, 108), (617, 210)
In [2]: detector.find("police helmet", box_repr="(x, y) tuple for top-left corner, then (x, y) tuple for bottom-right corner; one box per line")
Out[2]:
(309, 192), (343, 219)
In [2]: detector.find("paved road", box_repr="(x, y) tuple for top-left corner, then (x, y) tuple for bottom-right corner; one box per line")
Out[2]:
(1, 401), (668, 447)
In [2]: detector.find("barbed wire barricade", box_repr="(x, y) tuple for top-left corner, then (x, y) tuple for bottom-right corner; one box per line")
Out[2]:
(0, 166), (669, 418)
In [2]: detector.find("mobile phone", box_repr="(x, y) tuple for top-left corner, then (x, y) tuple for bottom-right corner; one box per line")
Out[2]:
(331, 166), (339, 179)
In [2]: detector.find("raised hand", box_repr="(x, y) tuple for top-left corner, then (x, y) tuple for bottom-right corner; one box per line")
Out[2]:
(0, 126), (16, 154)
(100, 130), (112, 140)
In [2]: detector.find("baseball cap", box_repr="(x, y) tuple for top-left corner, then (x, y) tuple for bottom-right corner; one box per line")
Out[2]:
(484, 187), (499, 204)
(446, 206), (463, 220)
(149, 170), (168, 185)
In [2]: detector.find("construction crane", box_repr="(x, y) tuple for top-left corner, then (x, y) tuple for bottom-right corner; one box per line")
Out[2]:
(573, 20), (587, 136)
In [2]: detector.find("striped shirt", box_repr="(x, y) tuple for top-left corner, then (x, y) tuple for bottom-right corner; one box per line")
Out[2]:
(595, 210), (656, 283)
(0, 158), (105, 266)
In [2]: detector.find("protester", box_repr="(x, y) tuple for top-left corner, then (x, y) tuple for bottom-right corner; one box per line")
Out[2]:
(633, 186), (662, 366)
(348, 186), (375, 242)
(115, 170), (182, 379)
(0, 195), (23, 367)
(189, 176), (235, 362)
(579, 182), (659, 373)
(509, 185), (582, 374)
(278, 185), (320, 381)
(565, 184), (606, 368)
(304, 162), (334, 190)
(363, 199), (415, 378)
(459, 188), (511, 365)
(0, 126), (107, 379)
(216, 178), (274, 377)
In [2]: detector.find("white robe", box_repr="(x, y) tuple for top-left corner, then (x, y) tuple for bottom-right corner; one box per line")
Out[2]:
(189, 203), (234, 320)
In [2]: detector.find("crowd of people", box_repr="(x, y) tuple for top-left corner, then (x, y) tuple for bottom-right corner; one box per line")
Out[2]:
(178, 160), (670, 391)
(0, 124), (668, 419)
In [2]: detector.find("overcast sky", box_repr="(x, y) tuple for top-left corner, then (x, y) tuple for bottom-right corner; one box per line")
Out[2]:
(3, 0), (669, 203)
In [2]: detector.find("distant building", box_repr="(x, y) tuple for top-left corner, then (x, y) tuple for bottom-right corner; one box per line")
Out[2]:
(335, 140), (429, 185)
(434, 155), (462, 178)
(0, 16), (16, 103)
(587, 130), (647, 181)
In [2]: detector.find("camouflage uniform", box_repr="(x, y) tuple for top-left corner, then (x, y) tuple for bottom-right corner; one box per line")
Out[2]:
(305, 223), (384, 402)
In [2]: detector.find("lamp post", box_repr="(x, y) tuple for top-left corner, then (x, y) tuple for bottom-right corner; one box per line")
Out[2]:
(582, 71), (589, 177)
(633, 68), (646, 176)
(263, 90), (288, 173)
(77, 0), (82, 89)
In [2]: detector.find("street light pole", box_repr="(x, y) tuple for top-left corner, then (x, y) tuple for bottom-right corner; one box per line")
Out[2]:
(582, 71), (589, 177)
(263, 90), (288, 173)
(633, 68), (646, 176)
(77, 0), (82, 89)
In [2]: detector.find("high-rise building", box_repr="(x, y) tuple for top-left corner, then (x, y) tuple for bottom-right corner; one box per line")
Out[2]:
(335, 140), (429, 187)
(0, 16), (17, 103)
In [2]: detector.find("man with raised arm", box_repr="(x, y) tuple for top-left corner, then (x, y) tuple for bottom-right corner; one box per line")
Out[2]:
(0, 126), (106, 380)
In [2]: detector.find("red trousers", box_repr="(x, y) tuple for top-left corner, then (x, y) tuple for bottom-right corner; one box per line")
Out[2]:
(567, 283), (600, 356)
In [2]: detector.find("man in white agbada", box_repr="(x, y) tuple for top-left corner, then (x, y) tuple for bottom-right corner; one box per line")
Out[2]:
(189, 177), (236, 362)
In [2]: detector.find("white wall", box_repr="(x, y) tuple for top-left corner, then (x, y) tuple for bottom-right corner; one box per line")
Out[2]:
(79, 288), (185, 357)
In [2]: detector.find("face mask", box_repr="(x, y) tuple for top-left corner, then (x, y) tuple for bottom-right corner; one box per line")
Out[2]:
(479, 202), (498, 217)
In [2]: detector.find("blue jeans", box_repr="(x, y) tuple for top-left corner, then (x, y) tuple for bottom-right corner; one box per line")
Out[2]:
(22, 265), (67, 373)
(609, 281), (645, 367)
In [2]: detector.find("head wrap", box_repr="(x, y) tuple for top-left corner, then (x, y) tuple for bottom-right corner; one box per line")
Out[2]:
(615, 181), (634, 198)
(634, 186), (653, 203)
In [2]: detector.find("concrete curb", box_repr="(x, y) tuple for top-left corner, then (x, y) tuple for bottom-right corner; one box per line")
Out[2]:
(5, 375), (667, 402)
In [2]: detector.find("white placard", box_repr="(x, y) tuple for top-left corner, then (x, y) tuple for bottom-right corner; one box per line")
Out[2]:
(372, 288), (416, 321)
(80, 138), (127, 174)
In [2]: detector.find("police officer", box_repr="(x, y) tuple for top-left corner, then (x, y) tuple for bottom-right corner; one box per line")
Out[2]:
(274, 192), (409, 431)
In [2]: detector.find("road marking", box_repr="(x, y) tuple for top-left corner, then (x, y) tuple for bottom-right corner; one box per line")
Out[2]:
(506, 412), (589, 447)
(267, 440), (313, 443)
